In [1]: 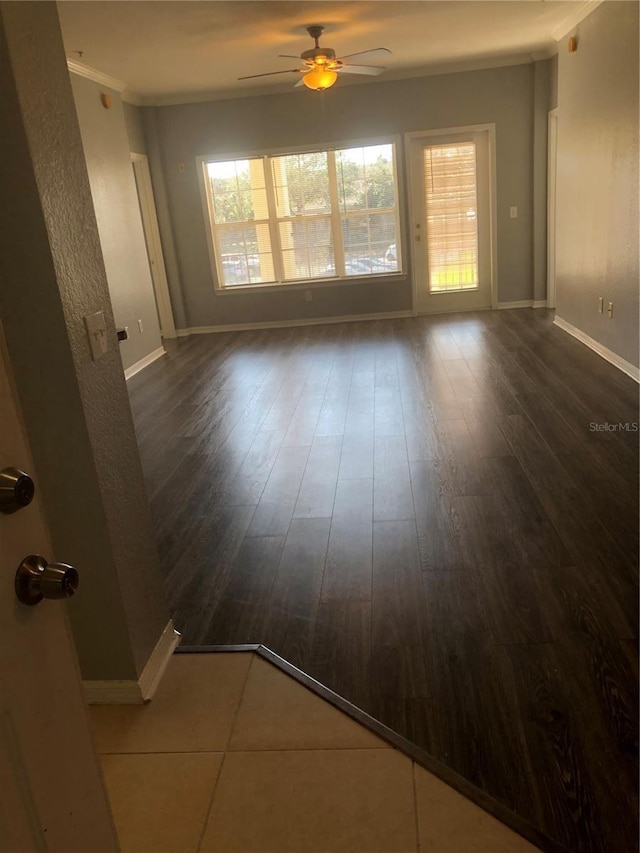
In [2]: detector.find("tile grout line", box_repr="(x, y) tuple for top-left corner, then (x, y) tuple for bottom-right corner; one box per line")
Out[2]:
(195, 751), (226, 852)
(196, 654), (255, 852)
(225, 654), (256, 752)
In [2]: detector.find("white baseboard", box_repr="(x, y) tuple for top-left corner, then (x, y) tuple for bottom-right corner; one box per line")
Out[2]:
(175, 310), (413, 336)
(553, 316), (640, 382)
(497, 300), (547, 309)
(84, 620), (181, 705)
(124, 346), (166, 380)
(415, 305), (492, 316)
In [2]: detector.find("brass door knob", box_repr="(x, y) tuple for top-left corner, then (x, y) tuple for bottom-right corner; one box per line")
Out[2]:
(15, 554), (79, 606)
(0, 467), (35, 514)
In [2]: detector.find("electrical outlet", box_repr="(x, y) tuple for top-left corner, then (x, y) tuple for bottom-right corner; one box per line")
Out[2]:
(598, 297), (604, 314)
(305, 290), (312, 302)
(607, 301), (614, 318)
(509, 206), (518, 219)
(138, 319), (144, 333)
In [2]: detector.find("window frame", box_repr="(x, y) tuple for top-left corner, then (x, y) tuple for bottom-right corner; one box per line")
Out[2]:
(197, 136), (405, 295)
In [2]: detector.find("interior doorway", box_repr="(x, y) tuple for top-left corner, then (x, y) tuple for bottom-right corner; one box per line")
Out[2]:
(546, 108), (558, 309)
(131, 153), (176, 339)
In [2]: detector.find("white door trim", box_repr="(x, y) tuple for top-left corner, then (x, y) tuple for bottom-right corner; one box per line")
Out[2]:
(131, 153), (177, 339)
(547, 108), (558, 309)
(83, 619), (181, 704)
(404, 124), (498, 315)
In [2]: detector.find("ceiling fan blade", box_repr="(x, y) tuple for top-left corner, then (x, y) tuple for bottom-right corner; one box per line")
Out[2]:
(278, 54), (304, 59)
(337, 47), (391, 62)
(294, 77), (306, 88)
(338, 64), (386, 76)
(238, 69), (302, 80)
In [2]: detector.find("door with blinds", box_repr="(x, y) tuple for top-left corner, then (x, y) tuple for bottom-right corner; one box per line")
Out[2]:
(407, 128), (494, 314)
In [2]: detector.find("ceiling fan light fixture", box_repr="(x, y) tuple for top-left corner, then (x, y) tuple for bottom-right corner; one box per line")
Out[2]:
(302, 67), (338, 91)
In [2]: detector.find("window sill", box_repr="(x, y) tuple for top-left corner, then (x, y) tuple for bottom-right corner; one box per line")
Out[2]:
(213, 271), (405, 296)
(429, 286), (480, 295)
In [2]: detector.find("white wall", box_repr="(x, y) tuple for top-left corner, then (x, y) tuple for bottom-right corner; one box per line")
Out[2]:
(555, 1), (639, 367)
(70, 74), (163, 370)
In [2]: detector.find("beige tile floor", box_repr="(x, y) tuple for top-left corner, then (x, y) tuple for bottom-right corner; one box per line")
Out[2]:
(90, 653), (540, 853)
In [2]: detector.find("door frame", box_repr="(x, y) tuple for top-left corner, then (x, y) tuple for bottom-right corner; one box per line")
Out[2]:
(546, 108), (558, 310)
(131, 153), (176, 339)
(404, 124), (498, 314)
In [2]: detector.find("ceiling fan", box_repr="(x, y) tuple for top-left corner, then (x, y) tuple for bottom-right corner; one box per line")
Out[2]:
(238, 25), (391, 91)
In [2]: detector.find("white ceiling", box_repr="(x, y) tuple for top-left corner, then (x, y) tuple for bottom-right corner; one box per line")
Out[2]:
(57, 1), (586, 105)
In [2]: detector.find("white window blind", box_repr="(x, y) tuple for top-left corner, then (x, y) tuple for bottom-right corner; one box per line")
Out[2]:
(208, 158), (275, 286)
(423, 142), (479, 293)
(271, 152), (335, 280)
(203, 142), (401, 289)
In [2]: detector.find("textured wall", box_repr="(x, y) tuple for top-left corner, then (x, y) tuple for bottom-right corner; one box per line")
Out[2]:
(555, 1), (639, 366)
(71, 75), (162, 371)
(0, 2), (169, 680)
(145, 61), (538, 326)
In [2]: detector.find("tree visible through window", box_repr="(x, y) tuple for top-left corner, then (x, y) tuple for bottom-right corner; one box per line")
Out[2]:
(203, 142), (400, 288)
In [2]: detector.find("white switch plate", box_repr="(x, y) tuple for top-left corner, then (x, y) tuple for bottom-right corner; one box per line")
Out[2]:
(509, 206), (518, 219)
(84, 311), (108, 360)
(138, 319), (144, 333)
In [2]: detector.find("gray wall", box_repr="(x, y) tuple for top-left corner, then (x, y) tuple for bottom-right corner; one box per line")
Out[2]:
(0, 1), (169, 681)
(71, 75), (163, 370)
(548, 54), (559, 110)
(555, 1), (639, 367)
(123, 100), (147, 154)
(145, 61), (544, 327)
(533, 59), (551, 303)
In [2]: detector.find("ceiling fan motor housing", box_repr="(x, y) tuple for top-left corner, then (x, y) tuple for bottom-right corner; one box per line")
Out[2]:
(301, 46), (337, 63)
(302, 24), (337, 65)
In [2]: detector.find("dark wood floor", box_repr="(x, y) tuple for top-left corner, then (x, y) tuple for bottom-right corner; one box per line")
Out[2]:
(129, 309), (638, 853)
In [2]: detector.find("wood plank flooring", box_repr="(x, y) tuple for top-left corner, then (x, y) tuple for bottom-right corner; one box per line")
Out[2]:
(128, 310), (639, 853)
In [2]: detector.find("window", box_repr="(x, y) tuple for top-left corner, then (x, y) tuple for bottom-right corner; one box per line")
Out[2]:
(202, 142), (401, 289)
(423, 142), (478, 292)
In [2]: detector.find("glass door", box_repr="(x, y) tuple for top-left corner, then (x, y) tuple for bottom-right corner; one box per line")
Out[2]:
(408, 129), (493, 314)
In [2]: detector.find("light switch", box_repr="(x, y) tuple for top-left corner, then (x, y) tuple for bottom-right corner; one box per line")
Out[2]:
(509, 206), (518, 219)
(84, 311), (108, 360)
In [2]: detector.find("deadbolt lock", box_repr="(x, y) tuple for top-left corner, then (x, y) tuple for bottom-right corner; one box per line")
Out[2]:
(0, 467), (35, 514)
(15, 555), (79, 606)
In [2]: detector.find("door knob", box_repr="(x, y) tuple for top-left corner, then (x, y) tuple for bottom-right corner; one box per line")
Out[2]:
(15, 554), (79, 606)
(0, 467), (35, 514)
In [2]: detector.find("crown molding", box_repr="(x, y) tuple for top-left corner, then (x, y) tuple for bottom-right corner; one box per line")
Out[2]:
(67, 58), (129, 94)
(136, 51), (541, 107)
(66, 46), (557, 110)
(531, 46), (558, 62)
(551, 0), (604, 41)
(121, 90), (144, 107)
